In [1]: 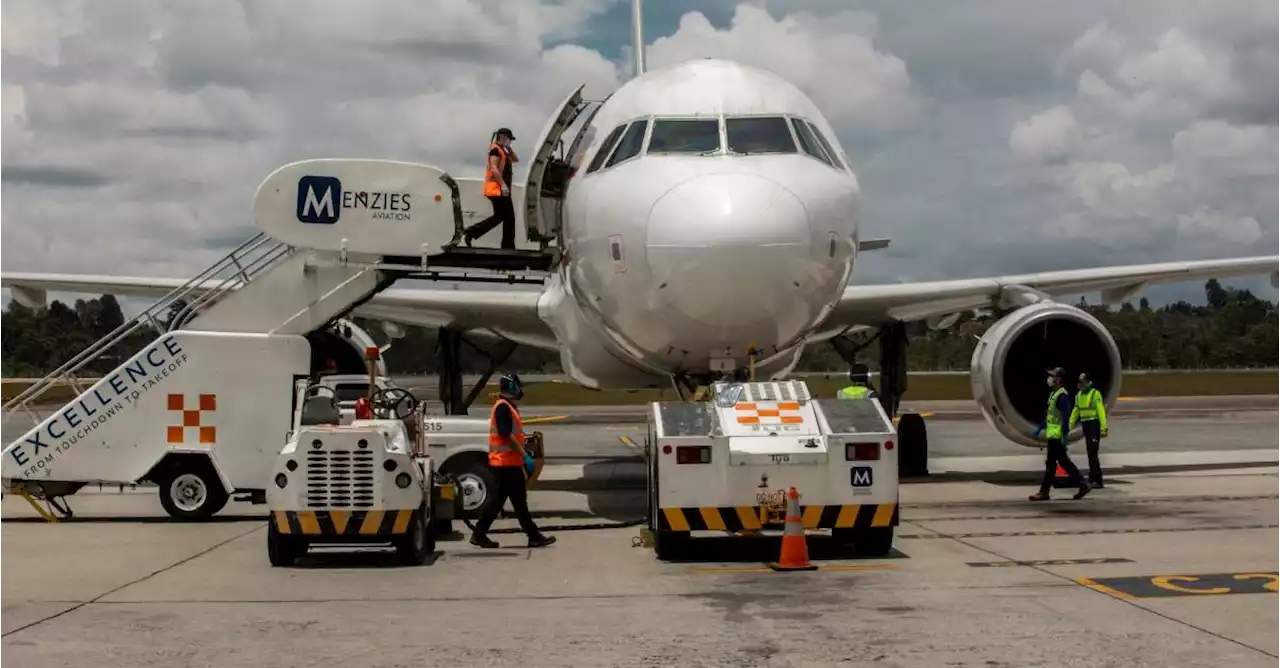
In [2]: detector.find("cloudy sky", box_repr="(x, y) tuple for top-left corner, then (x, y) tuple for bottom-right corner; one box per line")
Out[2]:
(2, 0), (1277, 306)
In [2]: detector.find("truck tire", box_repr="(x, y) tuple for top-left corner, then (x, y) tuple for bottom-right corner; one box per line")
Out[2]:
(846, 527), (894, 558)
(267, 520), (303, 567)
(156, 461), (229, 521)
(444, 455), (496, 520)
(394, 503), (433, 566)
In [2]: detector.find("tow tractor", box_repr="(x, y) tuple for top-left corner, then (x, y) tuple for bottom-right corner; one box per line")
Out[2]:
(266, 379), (454, 566)
(645, 380), (899, 560)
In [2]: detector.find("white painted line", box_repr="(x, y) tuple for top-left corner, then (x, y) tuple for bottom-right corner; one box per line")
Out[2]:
(930, 449), (1278, 474)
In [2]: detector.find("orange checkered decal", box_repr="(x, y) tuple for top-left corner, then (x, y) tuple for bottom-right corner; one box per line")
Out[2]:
(735, 401), (804, 425)
(167, 393), (216, 445)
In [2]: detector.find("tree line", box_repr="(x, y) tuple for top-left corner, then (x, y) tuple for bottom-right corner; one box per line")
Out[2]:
(3, 279), (1274, 378)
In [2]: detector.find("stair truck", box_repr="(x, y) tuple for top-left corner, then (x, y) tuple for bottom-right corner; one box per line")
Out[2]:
(266, 380), (450, 566)
(1, 158), (552, 522)
(645, 380), (899, 560)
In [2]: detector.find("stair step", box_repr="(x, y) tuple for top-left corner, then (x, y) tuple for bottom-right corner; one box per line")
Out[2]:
(385, 248), (558, 273)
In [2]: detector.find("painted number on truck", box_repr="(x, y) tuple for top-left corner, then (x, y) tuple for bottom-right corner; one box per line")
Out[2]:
(423, 419), (444, 432)
(851, 466), (873, 487)
(769, 454), (790, 464)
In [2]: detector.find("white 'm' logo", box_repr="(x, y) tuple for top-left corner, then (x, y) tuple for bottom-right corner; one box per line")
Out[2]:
(852, 468), (872, 486)
(302, 184), (334, 219)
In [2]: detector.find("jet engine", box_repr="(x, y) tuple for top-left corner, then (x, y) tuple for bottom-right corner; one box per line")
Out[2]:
(305, 318), (389, 377)
(969, 300), (1121, 448)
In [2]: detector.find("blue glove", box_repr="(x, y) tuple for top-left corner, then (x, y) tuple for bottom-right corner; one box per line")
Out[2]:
(1032, 428), (1043, 439)
(523, 455), (536, 475)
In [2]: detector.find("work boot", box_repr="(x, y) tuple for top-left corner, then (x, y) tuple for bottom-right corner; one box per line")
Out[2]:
(527, 534), (557, 548)
(470, 534), (499, 549)
(1028, 492), (1050, 501)
(1073, 485), (1092, 500)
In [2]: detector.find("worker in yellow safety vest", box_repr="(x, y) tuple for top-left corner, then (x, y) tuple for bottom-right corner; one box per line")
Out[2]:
(836, 363), (878, 400)
(1070, 373), (1108, 489)
(469, 372), (556, 549)
(1029, 367), (1091, 501)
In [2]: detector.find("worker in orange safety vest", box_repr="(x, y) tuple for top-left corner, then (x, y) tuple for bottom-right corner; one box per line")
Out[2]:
(469, 372), (556, 549)
(458, 128), (519, 249)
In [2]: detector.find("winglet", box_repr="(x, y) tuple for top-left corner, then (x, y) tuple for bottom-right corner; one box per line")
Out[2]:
(631, 0), (646, 78)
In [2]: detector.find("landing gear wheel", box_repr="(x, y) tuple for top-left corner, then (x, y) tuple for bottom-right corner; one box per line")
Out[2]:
(394, 503), (434, 566)
(267, 520), (304, 567)
(837, 527), (894, 558)
(157, 463), (228, 521)
(653, 530), (689, 561)
(447, 457), (496, 520)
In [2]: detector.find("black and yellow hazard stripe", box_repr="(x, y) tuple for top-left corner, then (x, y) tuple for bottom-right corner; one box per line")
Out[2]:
(657, 503), (898, 532)
(273, 508), (418, 536)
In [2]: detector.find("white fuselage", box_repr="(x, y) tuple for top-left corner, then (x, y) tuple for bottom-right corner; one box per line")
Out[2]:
(534, 59), (861, 388)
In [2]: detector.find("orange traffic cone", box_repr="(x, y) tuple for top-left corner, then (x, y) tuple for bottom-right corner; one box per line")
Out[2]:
(768, 487), (818, 571)
(1052, 463), (1072, 489)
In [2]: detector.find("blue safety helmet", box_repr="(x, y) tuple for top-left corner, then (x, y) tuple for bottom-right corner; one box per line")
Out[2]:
(499, 372), (524, 399)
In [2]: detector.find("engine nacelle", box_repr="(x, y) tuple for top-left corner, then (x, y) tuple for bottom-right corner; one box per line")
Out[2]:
(970, 301), (1121, 448)
(305, 318), (389, 377)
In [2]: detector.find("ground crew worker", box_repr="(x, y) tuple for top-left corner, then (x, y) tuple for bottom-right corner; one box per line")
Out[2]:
(1029, 367), (1091, 501)
(837, 363), (878, 400)
(469, 372), (556, 549)
(460, 128), (519, 249)
(1070, 373), (1108, 488)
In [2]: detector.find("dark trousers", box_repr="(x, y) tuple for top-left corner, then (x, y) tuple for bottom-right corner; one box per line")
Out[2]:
(472, 465), (539, 537)
(465, 195), (516, 249)
(1081, 420), (1103, 484)
(1040, 438), (1085, 493)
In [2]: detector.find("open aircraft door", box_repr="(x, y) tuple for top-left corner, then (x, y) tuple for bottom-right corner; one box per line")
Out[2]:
(522, 84), (600, 247)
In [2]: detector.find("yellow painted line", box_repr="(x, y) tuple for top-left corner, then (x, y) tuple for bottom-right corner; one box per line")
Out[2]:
(1075, 576), (1137, 600)
(892, 411), (933, 423)
(524, 415), (568, 424)
(618, 435), (643, 456)
(1116, 397), (1142, 402)
(688, 563), (900, 575)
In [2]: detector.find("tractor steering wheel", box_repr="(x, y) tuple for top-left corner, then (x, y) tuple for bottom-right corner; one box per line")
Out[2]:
(370, 387), (418, 421)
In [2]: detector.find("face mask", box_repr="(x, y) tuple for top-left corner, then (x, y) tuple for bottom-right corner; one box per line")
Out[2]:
(1046, 377), (1055, 387)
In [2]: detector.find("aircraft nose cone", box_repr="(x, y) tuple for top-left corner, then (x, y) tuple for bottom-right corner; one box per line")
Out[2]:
(646, 172), (814, 333)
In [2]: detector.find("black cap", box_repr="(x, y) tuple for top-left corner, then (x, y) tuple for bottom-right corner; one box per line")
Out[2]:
(495, 127), (516, 140)
(1046, 367), (1065, 377)
(1077, 373), (1090, 382)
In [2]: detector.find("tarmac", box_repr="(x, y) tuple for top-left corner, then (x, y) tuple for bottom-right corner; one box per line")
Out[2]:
(2, 408), (1278, 666)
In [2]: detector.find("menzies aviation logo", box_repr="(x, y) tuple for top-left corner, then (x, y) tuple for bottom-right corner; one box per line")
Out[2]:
(296, 175), (412, 224)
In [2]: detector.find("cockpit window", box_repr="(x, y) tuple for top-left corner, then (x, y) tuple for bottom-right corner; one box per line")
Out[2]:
(647, 119), (721, 154)
(586, 124), (628, 173)
(606, 119), (649, 167)
(806, 120), (846, 170)
(789, 118), (834, 166)
(725, 117), (797, 154)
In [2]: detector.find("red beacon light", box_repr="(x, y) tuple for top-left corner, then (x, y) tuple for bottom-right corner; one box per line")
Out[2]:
(354, 397), (373, 420)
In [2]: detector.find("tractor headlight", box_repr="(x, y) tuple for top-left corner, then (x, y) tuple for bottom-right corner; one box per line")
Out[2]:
(395, 472), (411, 489)
(274, 473), (288, 489)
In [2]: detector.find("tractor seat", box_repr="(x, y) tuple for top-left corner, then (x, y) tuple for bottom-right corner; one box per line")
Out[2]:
(300, 395), (341, 426)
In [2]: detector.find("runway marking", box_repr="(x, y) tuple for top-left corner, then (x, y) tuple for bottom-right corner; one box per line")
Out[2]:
(898, 523), (1278, 539)
(687, 563), (899, 575)
(1116, 397), (1143, 402)
(1076, 571), (1278, 599)
(617, 435), (643, 456)
(524, 415), (568, 424)
(968, 557), (1133, 568)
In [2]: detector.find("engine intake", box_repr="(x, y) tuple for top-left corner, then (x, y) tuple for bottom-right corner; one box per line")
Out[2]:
(970, 301), (1121, 448)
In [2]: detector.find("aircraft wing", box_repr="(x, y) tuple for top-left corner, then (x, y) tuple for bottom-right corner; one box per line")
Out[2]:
(0, 272), (557, 349)
(812, 255), (1280, 339)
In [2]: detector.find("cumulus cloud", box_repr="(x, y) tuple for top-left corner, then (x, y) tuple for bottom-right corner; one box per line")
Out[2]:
(1008, 15), (1277, 257)
(645, 5), (921, 131)
(1010, 106), (1081, 164)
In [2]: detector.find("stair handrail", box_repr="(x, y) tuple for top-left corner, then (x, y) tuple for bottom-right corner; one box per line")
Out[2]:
(168, 241), (293, 332)
(2, 233), (281, 413)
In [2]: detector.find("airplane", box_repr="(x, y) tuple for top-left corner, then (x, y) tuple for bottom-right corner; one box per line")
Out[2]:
(3, 0), (1277, 456)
